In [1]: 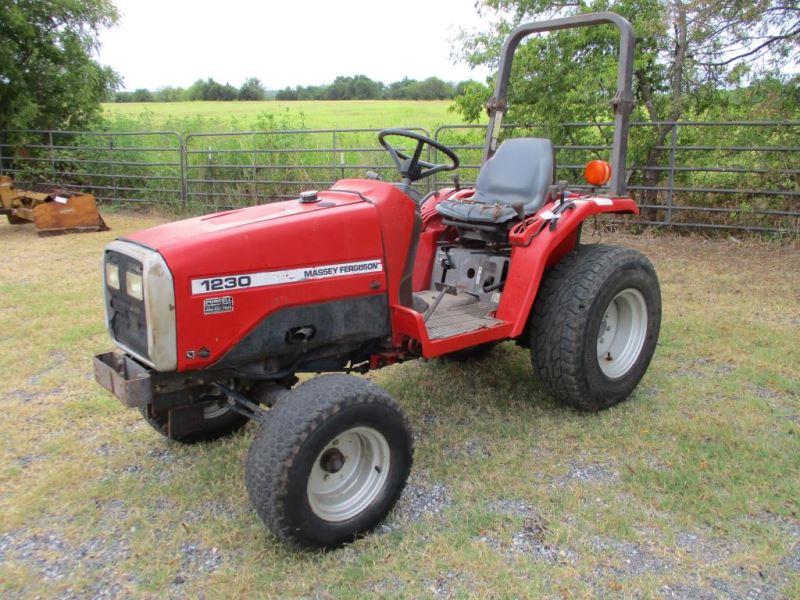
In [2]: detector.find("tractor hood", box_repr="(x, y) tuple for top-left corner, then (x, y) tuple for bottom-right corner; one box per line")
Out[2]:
(124, 190), (365, 255)
(106, 179), (421, 372)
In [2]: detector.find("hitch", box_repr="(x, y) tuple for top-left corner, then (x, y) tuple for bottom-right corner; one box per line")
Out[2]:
(214, 383), (268, 422)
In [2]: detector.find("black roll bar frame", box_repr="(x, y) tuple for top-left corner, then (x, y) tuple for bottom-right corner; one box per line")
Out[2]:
(482, 11), (635, 196)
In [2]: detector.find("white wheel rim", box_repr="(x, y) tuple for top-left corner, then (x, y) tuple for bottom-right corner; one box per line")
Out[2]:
(307, 426), (391, 522)
(596, 288), (648, 379)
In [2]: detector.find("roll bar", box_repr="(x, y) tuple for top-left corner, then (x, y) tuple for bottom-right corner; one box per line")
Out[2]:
(482, 12), (635, 196)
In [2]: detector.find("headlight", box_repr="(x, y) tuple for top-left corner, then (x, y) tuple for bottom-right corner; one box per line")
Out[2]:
(103, 240), (177, 372)
(126, 271), (143, 300)
(105, 262), (120, 289)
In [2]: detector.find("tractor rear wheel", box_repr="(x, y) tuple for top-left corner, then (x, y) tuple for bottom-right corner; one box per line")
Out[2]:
(529, 244), (661, 411)
(245, 374), (413, 548)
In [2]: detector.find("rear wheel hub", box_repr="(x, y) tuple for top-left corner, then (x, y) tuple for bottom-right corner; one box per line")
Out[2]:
(596, 287), (648, 379)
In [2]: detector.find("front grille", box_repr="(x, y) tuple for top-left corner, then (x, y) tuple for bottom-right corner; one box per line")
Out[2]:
(106, 250), (148, 359)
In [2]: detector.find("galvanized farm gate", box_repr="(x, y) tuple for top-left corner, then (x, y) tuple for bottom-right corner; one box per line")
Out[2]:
(1, 121), (797, 233)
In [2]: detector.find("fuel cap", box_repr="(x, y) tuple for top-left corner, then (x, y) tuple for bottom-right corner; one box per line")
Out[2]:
(299, 190), (319, 203)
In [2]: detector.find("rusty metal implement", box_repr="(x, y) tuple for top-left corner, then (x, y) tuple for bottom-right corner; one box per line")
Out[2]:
(0, 175), (108, 235)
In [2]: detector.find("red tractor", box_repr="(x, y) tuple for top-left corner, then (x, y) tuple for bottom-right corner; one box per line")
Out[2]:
(94, 12), (660, 548)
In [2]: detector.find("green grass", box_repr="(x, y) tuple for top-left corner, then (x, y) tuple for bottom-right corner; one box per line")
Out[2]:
(102, 100), (470, 132)
(0, 215), (798, 598)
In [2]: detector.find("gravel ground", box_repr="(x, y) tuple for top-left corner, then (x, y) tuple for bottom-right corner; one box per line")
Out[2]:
(387, 475), (452, 526)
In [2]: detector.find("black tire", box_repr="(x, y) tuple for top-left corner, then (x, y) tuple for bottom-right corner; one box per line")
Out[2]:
(440, 341), (498, 362)
(530, 244), (661, 411)
(140, 401), (248, 444)
(245, 374), (413, 549)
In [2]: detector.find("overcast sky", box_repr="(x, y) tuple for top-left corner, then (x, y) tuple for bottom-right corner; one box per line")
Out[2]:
(97, 0), (494, 91)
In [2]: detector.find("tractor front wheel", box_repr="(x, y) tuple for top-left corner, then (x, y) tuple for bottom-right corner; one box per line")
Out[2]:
(139, 402), (249, 443)
(139, 383), (250, 444)
(245, 374), (413, 548)
(530, 244), (661, 411)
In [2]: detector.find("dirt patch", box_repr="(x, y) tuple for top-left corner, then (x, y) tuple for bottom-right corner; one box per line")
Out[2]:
(488, 499), (539, 519)
(171, 541), (223, 586)
(552, 460), (619, 486)
(0, 528), (132, 587)
(674, 530), (735, 563)
(675, 357), (736, 379)
(457, 437), (491, 459)
(480, 502), (578, 564)
(381, 475), (452, 531)
(590, 536), (671, 577)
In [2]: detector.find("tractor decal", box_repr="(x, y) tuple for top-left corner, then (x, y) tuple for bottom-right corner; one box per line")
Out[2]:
(190, 259), (383, 295)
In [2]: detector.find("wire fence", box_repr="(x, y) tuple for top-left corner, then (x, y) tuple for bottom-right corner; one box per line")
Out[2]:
(1, 121), (797, 234)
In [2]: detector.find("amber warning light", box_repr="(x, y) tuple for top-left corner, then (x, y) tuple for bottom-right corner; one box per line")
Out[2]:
(585, 160), (612, 187)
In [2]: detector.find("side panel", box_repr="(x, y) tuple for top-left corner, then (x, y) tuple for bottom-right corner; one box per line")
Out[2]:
(332, 180), (418, 307)
(213, 295), (389, 374)
(160, 200), (387, 371)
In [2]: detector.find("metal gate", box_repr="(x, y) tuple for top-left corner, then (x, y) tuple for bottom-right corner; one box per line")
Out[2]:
(0, 130), (183, 208)
(433, 121), (799, 233)
(1, 122), (797, 233)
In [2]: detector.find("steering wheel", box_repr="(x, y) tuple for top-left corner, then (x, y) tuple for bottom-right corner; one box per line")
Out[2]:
(378, 129), (460, 183)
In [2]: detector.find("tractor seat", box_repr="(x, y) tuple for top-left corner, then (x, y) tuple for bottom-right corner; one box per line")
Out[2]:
(437, 138), (554, 224)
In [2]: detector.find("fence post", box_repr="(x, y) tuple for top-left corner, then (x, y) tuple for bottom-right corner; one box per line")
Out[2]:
(179, 134), (188, 209)
(424, 128), (432, 195)
(109, 136), (117, 204)
(332, 131), (337, 186)
(666, 124), (678, 224)
(252, 132), (258, 205)
(206, 146), (213, 209)
(0, 131), (5, 176)
(48, 131), (56, 181)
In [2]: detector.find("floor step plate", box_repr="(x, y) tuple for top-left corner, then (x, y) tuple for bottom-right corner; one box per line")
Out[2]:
(426, 301), (503, 340)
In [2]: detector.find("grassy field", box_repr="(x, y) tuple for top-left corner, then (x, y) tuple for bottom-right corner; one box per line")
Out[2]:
(102, 100), (467, 132)
(0, 214), (798, 598)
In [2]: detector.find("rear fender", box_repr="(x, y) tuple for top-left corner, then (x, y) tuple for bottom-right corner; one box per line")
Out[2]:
(497, 196), (638, 337)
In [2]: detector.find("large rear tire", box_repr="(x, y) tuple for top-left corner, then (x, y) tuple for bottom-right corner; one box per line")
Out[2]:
(529, 244), (661, 411)
(245, 374), (413, 548)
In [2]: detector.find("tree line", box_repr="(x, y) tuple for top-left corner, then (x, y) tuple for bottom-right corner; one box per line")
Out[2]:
(274, 76), (472, 101)
(112, 75), (474, 103)
(113, 77), (268, 102)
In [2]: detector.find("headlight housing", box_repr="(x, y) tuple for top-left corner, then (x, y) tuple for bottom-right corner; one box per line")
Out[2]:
(102, 240), (177, 371)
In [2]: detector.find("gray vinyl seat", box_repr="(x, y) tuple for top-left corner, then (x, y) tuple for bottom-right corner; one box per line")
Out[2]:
(437, 138), (554, 224)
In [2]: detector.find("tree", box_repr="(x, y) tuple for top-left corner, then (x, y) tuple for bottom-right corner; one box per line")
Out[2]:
(454, 0), (800, 175)
(0, 0), (120, 130)
(275, 86), (299, 100)
(154, 86), (186, 102)
(325, 75), (384, 100)
(238, 77), (266, 101)
(130, 88), (154, 102)
(186, 78), (238, 101)
(412, 77), (456, 100)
